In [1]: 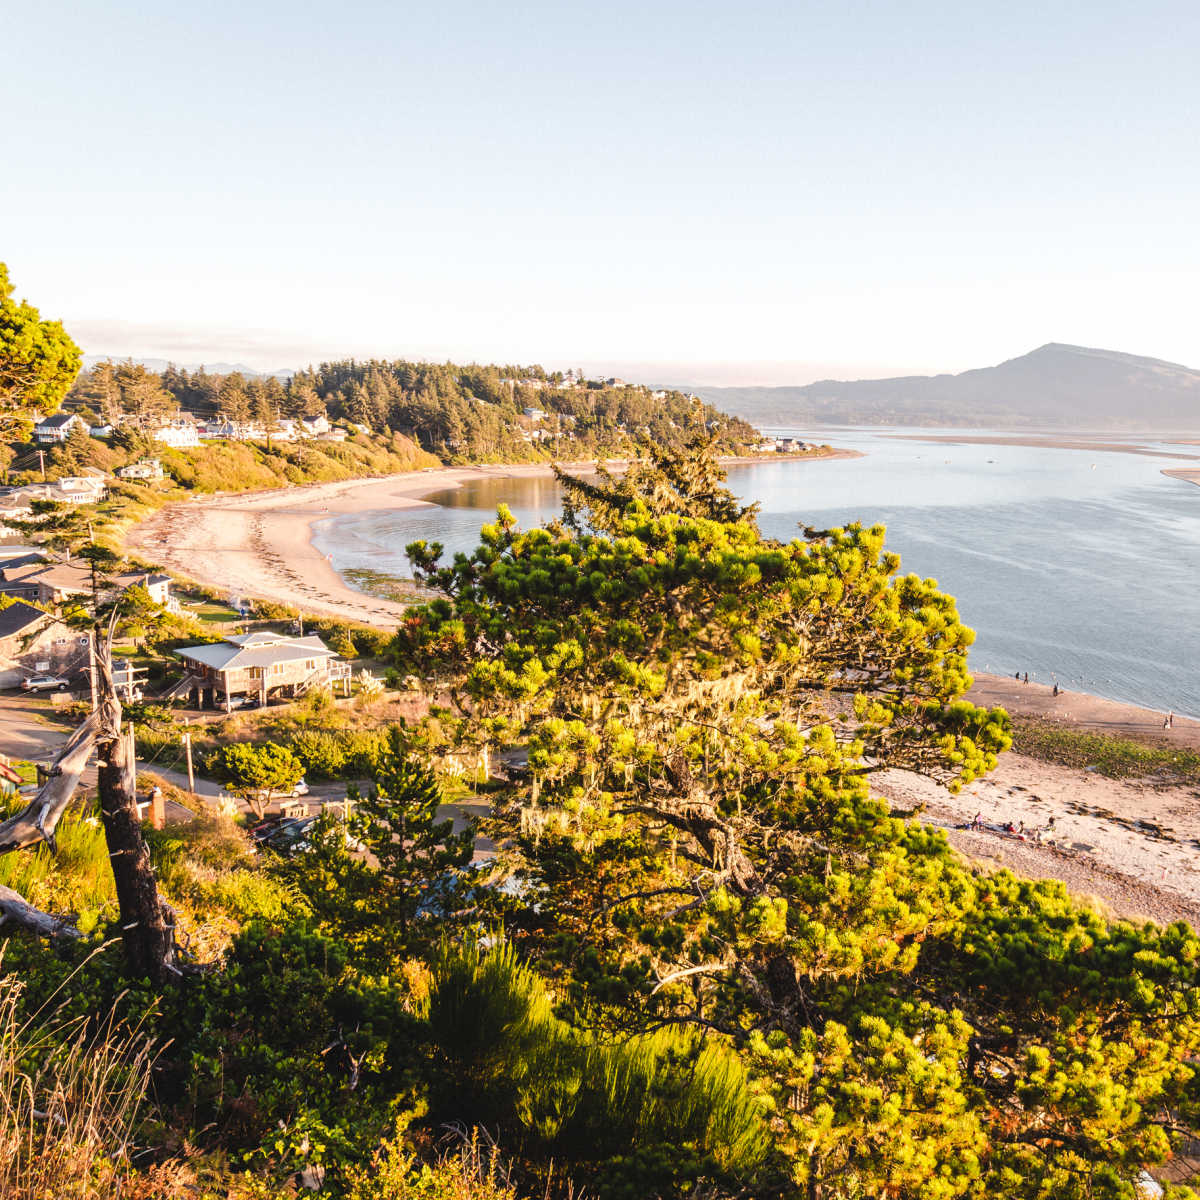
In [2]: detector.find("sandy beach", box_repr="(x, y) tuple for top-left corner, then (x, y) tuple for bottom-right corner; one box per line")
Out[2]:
(872, 674), (1200, 925)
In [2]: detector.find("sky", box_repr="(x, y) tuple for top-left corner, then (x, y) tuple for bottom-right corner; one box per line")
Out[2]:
(4, 0), (1200, 384)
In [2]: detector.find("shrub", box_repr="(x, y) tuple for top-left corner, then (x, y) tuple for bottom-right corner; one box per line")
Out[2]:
(290, 730), (349, 779)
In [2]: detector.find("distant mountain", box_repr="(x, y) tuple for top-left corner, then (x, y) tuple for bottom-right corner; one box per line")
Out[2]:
(689, 344), (1200, 430)
(81, 355), (293, 380)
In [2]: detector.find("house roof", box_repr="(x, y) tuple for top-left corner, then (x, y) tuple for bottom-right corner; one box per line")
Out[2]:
(0, 601), (51, 641)
(0, 554), (47, 576)
(176, 633), (336, 673)
(24, 563), (91, 594)
(116, 570), (171, 589)
(36, 413), (79, 429)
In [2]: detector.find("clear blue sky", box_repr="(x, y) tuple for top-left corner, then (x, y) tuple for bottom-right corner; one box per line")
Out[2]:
(4, 0), (1199, 382)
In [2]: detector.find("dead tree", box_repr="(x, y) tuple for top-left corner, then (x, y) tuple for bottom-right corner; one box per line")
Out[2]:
(0, 620), (178, 982)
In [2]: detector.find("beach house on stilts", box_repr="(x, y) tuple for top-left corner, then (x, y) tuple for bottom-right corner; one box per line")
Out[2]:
(173, 631), (351, 710)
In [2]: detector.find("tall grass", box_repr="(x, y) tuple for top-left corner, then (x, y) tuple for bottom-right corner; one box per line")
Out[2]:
(0, 965), (177, 1199)
(1011, 715), (1200, 782)
(0, 805), (115, 919)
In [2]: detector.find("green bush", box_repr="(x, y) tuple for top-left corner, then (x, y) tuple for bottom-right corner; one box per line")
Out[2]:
(427, 939), (770, 1195)
(289, 730), (349, 779)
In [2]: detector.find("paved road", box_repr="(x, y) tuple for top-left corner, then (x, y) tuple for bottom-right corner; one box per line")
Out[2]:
(0, 694), (74, 763)
(0, 695), (494, 848)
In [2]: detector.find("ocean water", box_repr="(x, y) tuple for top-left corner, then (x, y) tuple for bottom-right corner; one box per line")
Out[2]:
(311, 430), (1200, 717)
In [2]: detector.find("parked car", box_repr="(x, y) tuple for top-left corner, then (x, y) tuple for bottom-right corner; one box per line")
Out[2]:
(21, 674), (70, 692)
(259, 815), (317, 857)
(243, 778), (309, 807)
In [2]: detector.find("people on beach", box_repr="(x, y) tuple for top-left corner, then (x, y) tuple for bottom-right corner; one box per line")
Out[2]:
(1164, 711), (1174, 729)
(971, 812), (982, 829)
(1023, 672), (1029, 684)
(1052, 683), (1059, 697)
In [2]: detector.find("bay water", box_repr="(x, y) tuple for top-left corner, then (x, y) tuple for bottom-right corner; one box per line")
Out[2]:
(312, 429), (1200, 718)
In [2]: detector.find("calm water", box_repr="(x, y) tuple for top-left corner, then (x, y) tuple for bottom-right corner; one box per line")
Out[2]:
(312, 430), (1200, 717)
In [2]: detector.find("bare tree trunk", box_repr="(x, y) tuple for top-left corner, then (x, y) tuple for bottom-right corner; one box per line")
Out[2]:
(94, 635), (179, 983)
(0, 622), (179, 975)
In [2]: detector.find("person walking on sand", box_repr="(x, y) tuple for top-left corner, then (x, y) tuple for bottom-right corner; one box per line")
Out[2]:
(1023, 672), (1029, 684)
(1052, 683), (1059, 697)
(1165, 711), (1174, 729)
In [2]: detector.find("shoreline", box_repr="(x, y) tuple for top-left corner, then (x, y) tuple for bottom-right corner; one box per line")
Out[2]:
(124, 448), (861, 627)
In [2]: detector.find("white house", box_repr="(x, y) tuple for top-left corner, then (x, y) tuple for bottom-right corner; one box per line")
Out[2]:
(52, 476), (107, 504)
(33, 414), (86, 444)
(203, 419), (265, 441)
(117, 458), (165, 481)
(523, 407), (547, 422)
(300, 414), (330, 436)
(151, 422), (200, 449)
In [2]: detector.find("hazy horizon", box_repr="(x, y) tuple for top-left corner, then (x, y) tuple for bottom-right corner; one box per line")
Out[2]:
(7, 0), (1200, 380)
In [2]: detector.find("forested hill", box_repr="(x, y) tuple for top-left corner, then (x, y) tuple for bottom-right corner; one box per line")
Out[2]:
(691, 343), (1200, 430)
(69, 359), (759, 462)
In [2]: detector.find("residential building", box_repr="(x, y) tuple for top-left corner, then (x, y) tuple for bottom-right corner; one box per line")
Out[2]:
(0, 555), (49, 601)
(117, 570), (175, 609)
(0, 561), (175, 609)
(523, 407), (547, 422)
(300, 414), (330, 436)
(202, 419), (266, 441)
(117, 458), (165, 481)
(53, 476), (108, 504)
(0, 498), (34, 535)
(151, 422), (200, 449)
(174, 631), (350, 709)
(33, 413), (86, 444)
(0, 601), (84, 689)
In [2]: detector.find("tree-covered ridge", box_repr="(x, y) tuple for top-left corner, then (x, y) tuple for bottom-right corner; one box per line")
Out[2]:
(68, 357), (760, 463)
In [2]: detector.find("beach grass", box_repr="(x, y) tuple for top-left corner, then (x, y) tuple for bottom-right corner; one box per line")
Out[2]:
(1011, 715), (1200, 784)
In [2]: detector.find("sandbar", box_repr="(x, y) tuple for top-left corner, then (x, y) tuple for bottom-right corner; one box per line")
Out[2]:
(883, 432), (1200, 460)
(1163, 468), (1200, 488)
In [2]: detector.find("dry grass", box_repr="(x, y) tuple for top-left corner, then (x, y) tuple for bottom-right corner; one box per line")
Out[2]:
(0, 958), (188, 1199)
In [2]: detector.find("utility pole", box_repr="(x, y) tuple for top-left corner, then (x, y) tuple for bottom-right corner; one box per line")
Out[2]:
(37, 449), (45, 481)
(127, 723), (137, 795)
(87, 629), (98, 712)
(183, 728), (195, 794)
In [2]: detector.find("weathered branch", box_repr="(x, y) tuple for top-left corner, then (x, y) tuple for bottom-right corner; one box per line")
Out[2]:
(650, 961), (730, 995)
(0, 713), (100, 856)
(0, 884), (80, 940)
